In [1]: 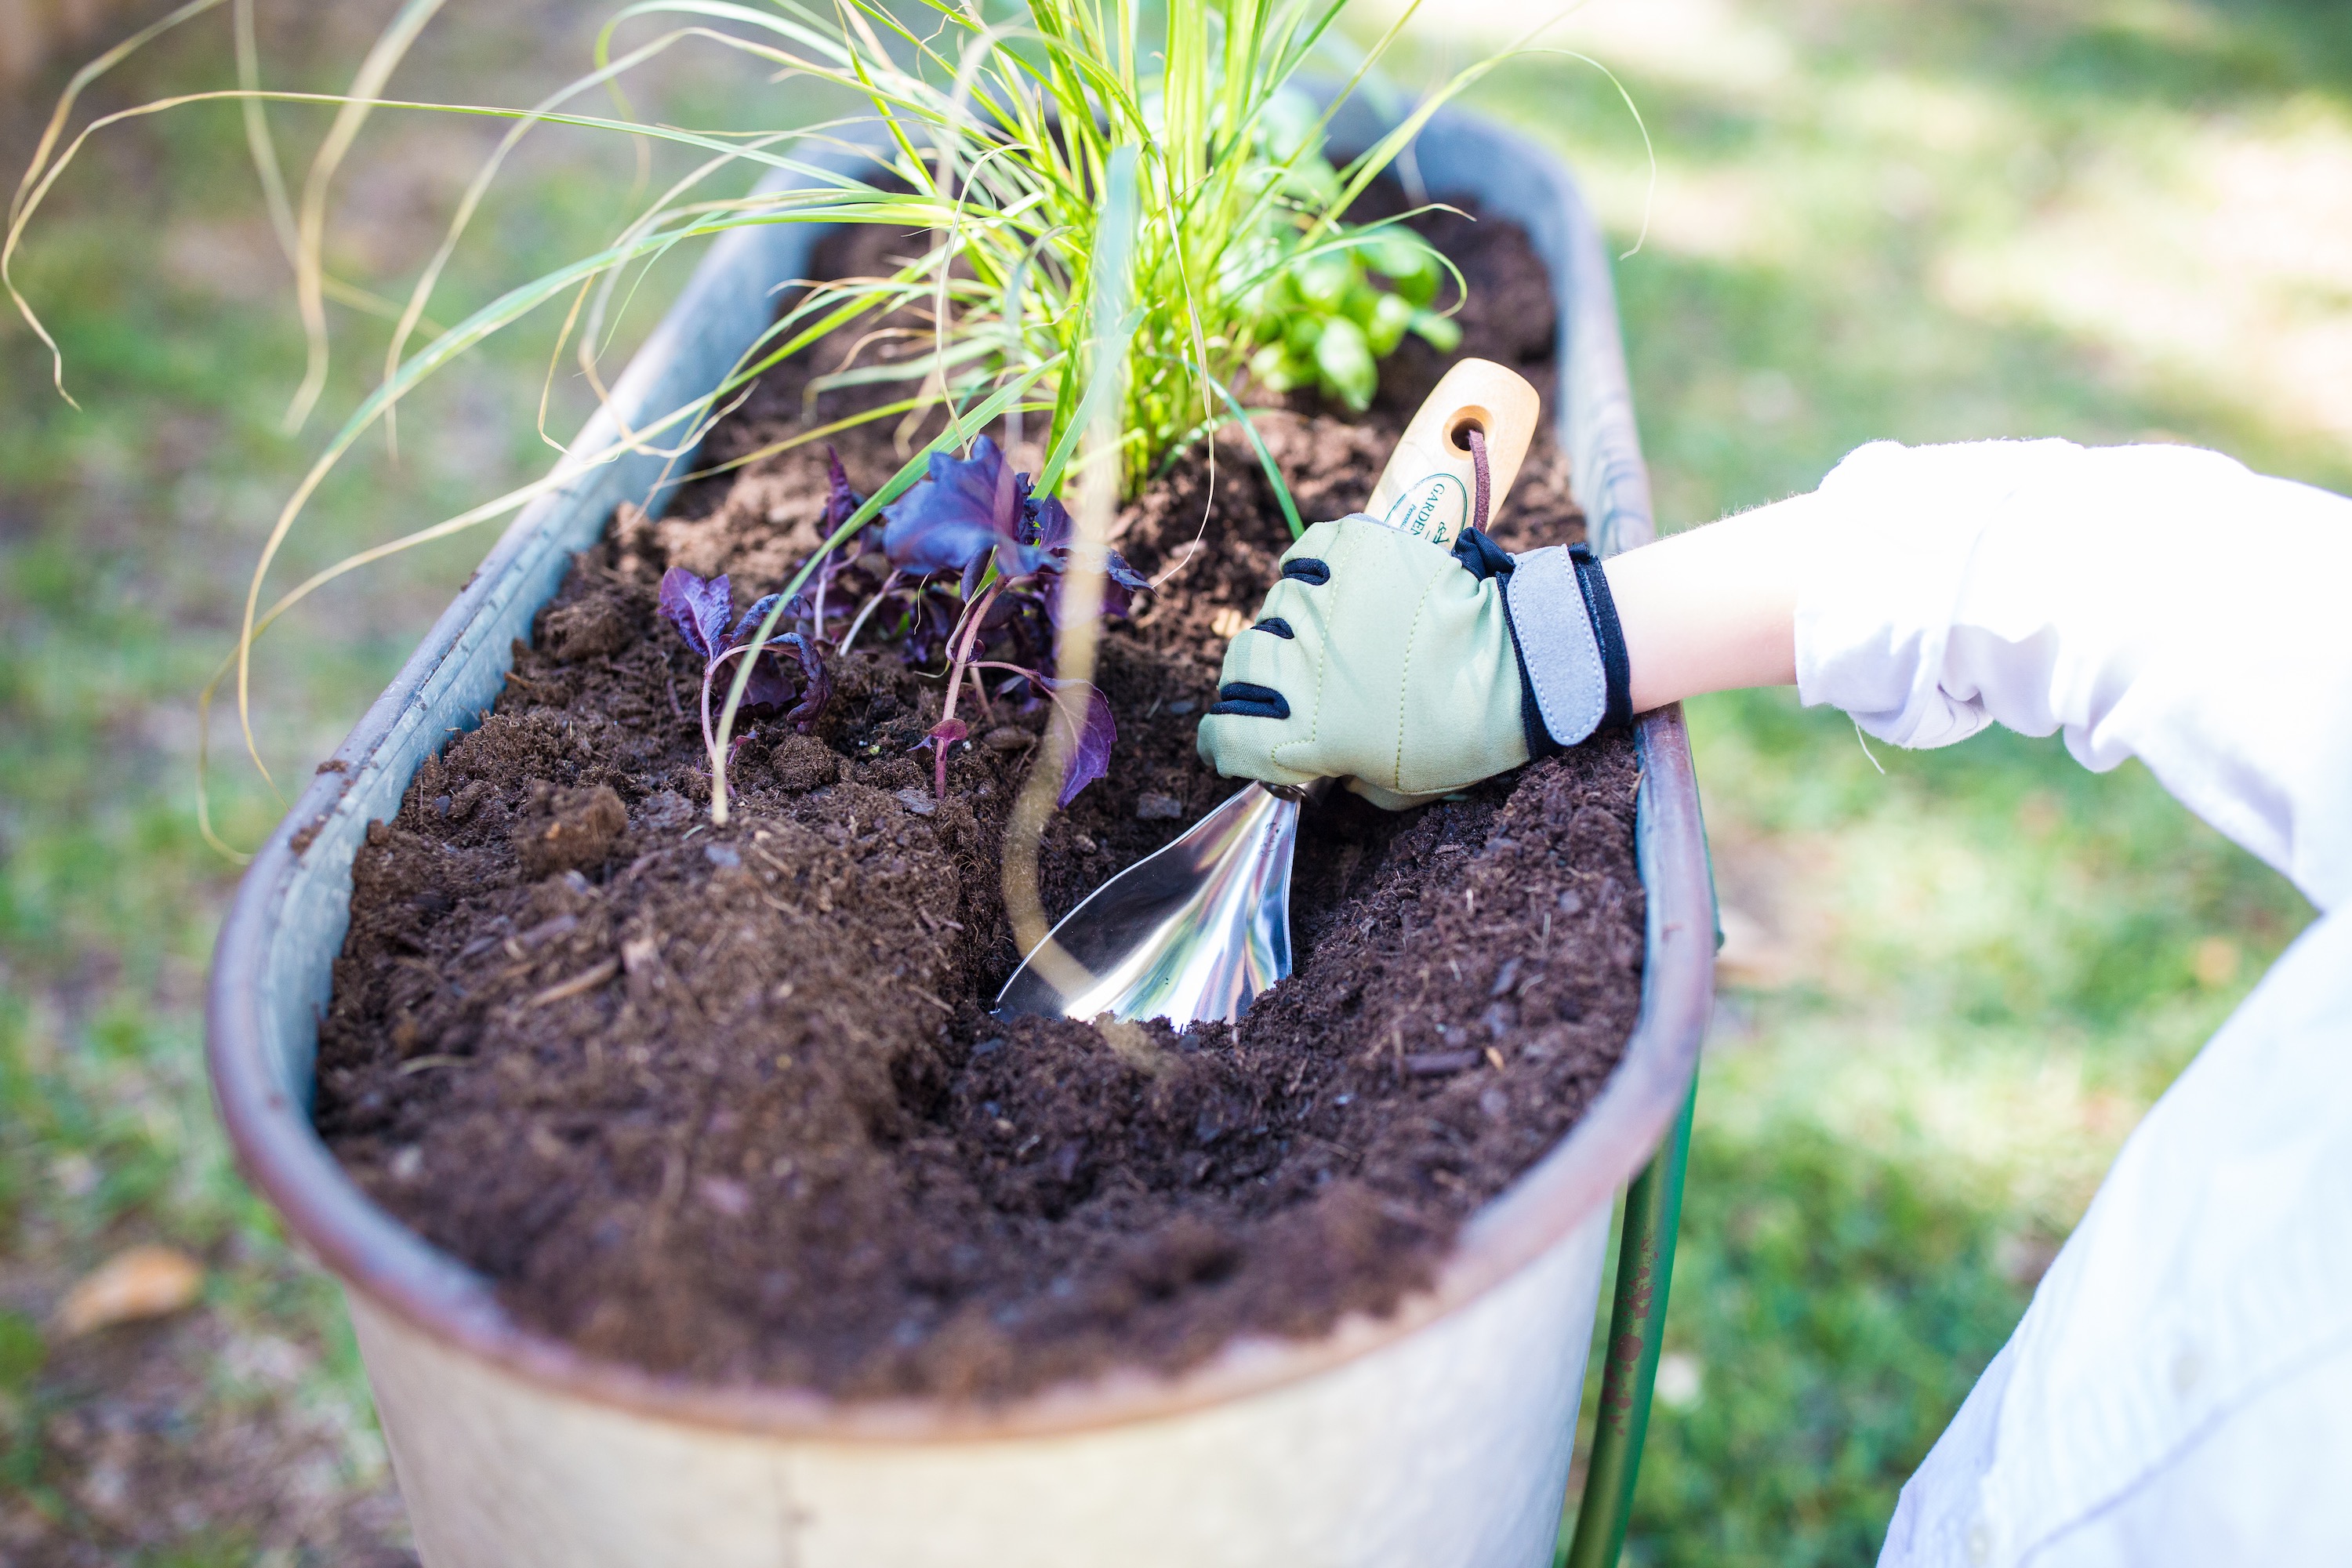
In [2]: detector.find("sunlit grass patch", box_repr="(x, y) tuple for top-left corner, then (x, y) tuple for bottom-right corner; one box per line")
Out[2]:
(1632, 1117), (2030, 1568)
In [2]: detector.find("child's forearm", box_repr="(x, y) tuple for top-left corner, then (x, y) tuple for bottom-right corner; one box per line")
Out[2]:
(1600, 495), (1814, 713)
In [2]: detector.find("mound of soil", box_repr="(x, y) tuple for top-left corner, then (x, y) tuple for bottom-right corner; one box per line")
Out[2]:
(314, 201), (1646, 1401)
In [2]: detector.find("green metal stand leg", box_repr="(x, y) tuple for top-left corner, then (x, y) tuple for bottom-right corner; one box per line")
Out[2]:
(1558, 1069), (1699, 1568)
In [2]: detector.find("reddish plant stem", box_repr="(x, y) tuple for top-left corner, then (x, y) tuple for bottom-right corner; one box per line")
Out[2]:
(931, 579), (1003, 798)
(699, 660), (718, 760)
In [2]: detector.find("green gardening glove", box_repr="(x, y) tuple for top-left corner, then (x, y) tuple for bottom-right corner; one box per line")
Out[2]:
(1197, 514), (1632, 809)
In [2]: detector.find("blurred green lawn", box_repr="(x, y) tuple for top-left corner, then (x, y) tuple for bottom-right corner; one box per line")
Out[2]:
(0, 1), (2341, 1563)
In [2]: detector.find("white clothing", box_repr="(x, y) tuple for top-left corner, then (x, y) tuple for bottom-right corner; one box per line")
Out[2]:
(1781, 438), (2352, 1566)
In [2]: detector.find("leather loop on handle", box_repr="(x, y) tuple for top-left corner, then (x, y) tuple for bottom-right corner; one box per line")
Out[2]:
(1363, 358), (1542, 549)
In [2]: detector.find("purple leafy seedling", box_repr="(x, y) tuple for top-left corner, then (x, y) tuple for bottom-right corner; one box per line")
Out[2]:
(658, 566), (735, 666)
(1044, 677), (1118, 808)
(877, 439), (1145, 803)
(806, 448), (878, 644)
(659, 567), (829, 784)
(1045, 547), (1152, 626)
(881, 434), (1040, 597)
(971, 664), (1117, 808)
(1024, 490), (1151, 623)
(731, 594), (829, 727)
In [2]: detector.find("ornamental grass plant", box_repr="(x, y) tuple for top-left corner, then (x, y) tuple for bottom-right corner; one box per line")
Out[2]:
(5, 0), (1542, 840)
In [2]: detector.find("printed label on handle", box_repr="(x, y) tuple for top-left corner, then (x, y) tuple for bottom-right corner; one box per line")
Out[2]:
(1377, 472), (1470, 549)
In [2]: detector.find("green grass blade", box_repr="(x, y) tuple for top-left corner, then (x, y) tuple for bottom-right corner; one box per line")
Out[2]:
(1194, 372), (1305, 539)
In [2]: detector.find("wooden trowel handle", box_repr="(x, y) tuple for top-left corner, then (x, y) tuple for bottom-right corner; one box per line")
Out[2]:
(1363, 358), (1541, 550)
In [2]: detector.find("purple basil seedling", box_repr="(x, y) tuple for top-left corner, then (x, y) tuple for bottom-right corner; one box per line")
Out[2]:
(876, 437), (1145, 803)
(662, 441), (1141, 808)
(658, 568), (829, 783)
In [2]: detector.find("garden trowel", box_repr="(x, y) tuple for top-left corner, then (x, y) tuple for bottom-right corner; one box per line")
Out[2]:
(993, 358), (1542, 1030)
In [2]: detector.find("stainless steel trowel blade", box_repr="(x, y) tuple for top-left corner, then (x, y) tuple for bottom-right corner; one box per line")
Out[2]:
(992, 782), (1300, 1030)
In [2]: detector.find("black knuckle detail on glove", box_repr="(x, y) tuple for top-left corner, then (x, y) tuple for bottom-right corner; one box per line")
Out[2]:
(1279, 558), (1330, 586)
(1450, 526), (1515, 582)
(1252, 616), (1295, 639)
(1209, 681), (1290, 720)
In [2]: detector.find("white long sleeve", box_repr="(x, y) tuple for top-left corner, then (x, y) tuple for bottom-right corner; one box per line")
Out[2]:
(1775, 440), (2352, 1567)
(1796, 438), (2352, 912)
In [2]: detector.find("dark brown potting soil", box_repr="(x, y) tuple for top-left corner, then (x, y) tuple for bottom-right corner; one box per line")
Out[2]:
(314, 201), (1646, 1401)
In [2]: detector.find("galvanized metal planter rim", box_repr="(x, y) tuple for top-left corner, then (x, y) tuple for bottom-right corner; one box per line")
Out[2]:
(205, 101), (1711, 1445)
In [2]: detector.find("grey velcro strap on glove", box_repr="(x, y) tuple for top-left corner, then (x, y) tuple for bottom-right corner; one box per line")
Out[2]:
(1497, 539), (1635, 748)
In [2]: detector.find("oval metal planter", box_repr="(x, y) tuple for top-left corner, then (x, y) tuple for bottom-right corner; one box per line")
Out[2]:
(206, 102), (1713, 1568)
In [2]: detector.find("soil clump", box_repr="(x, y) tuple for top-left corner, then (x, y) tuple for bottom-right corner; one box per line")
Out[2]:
(316, 201), (1647, 1400)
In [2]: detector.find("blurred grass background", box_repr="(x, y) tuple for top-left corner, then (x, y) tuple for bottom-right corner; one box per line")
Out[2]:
(0, 1), (2339, 1562)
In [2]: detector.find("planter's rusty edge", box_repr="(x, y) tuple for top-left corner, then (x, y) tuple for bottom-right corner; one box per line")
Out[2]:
(206, 104), (1711, 1444)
